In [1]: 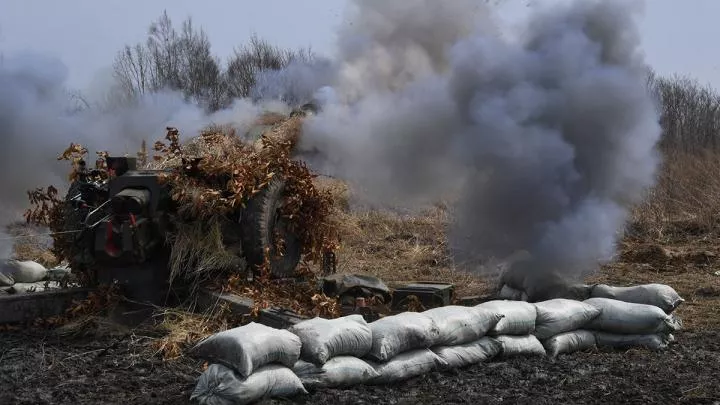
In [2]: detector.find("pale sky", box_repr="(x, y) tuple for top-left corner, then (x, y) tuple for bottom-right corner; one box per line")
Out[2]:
(1, 0), (718, 91)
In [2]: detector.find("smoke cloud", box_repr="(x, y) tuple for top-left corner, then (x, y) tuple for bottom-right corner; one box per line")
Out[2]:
(1, 0), (662, 294)
(0, 52), (278, 258)
(297, 0), (662, 288)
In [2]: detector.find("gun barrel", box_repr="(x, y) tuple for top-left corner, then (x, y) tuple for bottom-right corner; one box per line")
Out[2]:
(111, 188), (150, 215)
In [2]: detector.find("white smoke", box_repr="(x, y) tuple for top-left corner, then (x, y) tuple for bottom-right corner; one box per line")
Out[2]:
(0, 52), (278, 257)
(0, 0), (662, 291)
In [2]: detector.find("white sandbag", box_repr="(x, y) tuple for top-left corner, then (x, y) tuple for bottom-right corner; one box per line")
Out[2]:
(422, 305), (504, 346)
(584, 298), (682, 335)
(190, 322), (302, 377)
(594, 332), (672, 351)
(191, 363), (307, 405)
(366, 312), (441, 362)
(368, 349), (447, 385)
(7, 282), (54, 294)
(288, 314), (372, 365)
(292, 356), (379, 388)
(498, 284), (528, 301)
(0, 260), (47, 283)
(591, 284), (684, 314)
(432, 337), (502, 369)
(496, 335), (546, 357)
(533, 299), (602, 340)
(475, 300), (537, 335)
(0, 272), (13, 287)
(542, 330), (596, 358)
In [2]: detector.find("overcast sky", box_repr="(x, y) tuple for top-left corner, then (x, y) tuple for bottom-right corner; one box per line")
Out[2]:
(1, 0), (718, 90)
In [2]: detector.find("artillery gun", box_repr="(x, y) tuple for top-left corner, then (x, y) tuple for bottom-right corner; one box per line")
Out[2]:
(62, 155), (303, 304)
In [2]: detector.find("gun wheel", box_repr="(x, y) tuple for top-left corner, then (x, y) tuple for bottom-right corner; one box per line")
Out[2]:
(240, 177), (302, 278)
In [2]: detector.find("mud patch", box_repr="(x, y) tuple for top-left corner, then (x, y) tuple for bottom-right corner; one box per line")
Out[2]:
(695, 286), (720, 297)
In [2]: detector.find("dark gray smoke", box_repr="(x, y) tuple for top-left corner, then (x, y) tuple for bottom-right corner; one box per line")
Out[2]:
(298, 0), (661, 285)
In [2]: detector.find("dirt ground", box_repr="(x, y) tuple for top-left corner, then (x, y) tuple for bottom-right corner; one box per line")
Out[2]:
(3, 182), (720, 404)
(2, 242), (719, 405)
(0, 328), (718, 405)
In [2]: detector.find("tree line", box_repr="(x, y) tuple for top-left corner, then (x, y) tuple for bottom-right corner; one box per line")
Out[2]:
(110, 11), (720, 153)
(111, 11), (315, 112)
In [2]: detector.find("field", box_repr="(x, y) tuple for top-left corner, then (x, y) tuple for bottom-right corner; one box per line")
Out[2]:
(1, 153), (720, 405)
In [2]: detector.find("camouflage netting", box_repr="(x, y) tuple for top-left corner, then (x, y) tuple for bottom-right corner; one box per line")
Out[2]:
(24, 113), (341, 300)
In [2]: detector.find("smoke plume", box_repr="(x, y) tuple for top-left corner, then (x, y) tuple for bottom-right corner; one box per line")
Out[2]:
(0, 0), (662, 294)
(298, 0), (662, 288)
(0, 52), (276, 258)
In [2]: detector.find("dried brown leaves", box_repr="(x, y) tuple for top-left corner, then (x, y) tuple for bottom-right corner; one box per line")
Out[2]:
(225, 271), (341, 319)
(24, 143), (111, 264)
(153, 120), (339, 266)
(33, 284), (120, 328)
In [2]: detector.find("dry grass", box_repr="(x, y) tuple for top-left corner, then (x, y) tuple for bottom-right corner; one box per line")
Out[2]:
(5, 222), (58, 267)
(326, 207), (492, 299)
(166, 215), (246, 292)
(630, 151), (720, 242)
(317, 150), (720, 328)
(150, 304), (235, 360)
(12, 117), (720, 340)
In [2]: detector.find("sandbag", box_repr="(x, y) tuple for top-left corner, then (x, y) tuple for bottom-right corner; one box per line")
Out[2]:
(498, 284), (528, 301)
(7, 282), (54, 294)
(0, 260), (47, 283)
(475, 300), (537, 335)
(368, 349), (447, 385)
(432, 337), (502, 369)
(366, 312), (441, 362)
(422, 305), (503, 346)
(594, 332), (672, 351)
(542, 330), (596, 358)
(533, 299), (601, 340)
(496, 335), (546, 357)
(288, 314), (372, 365)
(191, 363), (307, 405)
(190, 322), (302, 377)
(591, 284), (684, 314)
(0, 271), (13, 287)
(292, 356), (379, 388)
(583, 298), (682, 335)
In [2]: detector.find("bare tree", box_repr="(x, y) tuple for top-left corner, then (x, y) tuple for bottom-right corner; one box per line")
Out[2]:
(176, 17), (223, 109)
(113, 43), (154, 98)
(651, 74), (720, 152)
(112, 11), (223, 110)
(224, 34), (315, 101)
(112, 12), (318, 110)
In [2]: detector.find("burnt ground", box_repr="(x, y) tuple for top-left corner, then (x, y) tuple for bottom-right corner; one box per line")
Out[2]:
(0, 328), (718, 405)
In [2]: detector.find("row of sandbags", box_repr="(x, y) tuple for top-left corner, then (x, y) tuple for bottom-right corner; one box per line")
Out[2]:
(189, 307), (504, 405)
(498, 283), (685, 314)
(189, 283), (683, 405)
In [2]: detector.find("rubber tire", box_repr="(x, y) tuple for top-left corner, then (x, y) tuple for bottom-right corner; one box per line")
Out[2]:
(240, 177), (302, 278)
